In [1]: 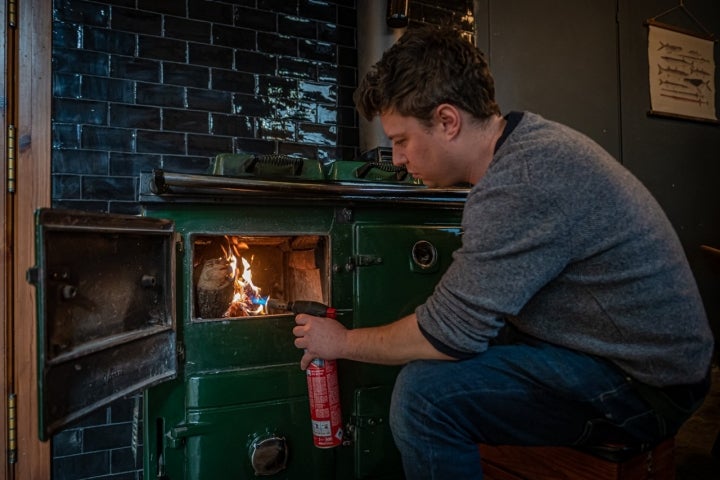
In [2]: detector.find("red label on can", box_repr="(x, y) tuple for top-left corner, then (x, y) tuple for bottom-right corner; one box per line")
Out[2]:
(307, 359), (343, 448)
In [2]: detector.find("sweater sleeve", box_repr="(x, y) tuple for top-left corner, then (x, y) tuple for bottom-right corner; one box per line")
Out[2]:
(416, 179), (575, 356)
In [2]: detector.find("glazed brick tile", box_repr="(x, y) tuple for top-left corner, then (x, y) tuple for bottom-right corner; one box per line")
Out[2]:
(84, 27), (136, 55)
(53, 73), (81, 99)
(257, 0), (297, 16)
(137, 130), (187, 155)
(111, 6), (162, 35)
(162, 155), (214, 173)
(211, 113), (254, 137)
(82, 422), (134, 452)
(337, 3), (356, 27)
(137, 0), (186, 16)
(278, 57), (317, 80)
(299, 0), (337, 23)
(188, 0), (235, 25)
(234, 138), (276, 156)
(111, 56), (161, 82)
(163, 108), (210, 134)
(111, 446), (143, 473)
(53, 0), (110, 27)
(258, 32), (298, 57)
(109, 396), (142, 423)
(138, 35), (187, 63)
(233, 6), (276, 32)
(235, 50), (276, 75)
(52, 174), (82, 199)
(187, 133), (234, 156)
(212, 68), (255, 94)
(278, 15), (318, 40)
(110, 104), (161, 130)
(164, 16), (211, 43)
(233, 93), (273, 117)
(52, 124), (80, 149)
(81, 126), (135, 152)
(109, 201), (143, 215)
(52, 450), (109, 480)
(213, 24), (255, 49)
(136, 82), (185, 108)
(53, 21), (80, 49)
(51, 199), (109, 212)
(82, 76), (135, 103)
(164, 62), (210, 89)
(317, 104), (338, 124)
(298, 80), (337, 104)
(188, 43), (234, 69)
(298, 122), (337, 145)
(110, 152), (162, 175)
(258, 118), (296, 141)
(57, 101), (98, 130)
(278, 141), (318, 159)
(187, 88), (233, 113)
(53, 47), (110, 76)
(53, 149), (109, 175)
(299, 38), (336, 63)
(82, 175), (136, 201)
(52, 428), (83, 457)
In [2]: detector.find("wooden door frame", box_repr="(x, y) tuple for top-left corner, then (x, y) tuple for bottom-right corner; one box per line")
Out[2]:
(1, 0), (9, 473)
(10, 0), (52, 476)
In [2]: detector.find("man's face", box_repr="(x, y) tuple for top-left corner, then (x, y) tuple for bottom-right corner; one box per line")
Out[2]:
(380, 110), (451, 188)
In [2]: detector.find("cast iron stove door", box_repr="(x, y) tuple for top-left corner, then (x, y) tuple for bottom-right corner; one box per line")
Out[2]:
(30, 209), (178, 440)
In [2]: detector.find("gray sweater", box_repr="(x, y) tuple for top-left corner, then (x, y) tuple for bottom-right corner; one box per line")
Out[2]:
(416, 112), (714, 387)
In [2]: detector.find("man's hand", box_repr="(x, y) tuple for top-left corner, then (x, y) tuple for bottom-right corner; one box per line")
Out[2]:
(293, 314), (348, 370)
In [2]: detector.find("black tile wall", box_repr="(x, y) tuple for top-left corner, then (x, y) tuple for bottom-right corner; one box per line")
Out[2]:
(49, 1), (473, 478)
(52, 0), (360, 215)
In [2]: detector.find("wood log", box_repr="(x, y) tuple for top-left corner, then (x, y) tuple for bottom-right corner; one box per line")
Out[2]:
(196, 258), (234, 318)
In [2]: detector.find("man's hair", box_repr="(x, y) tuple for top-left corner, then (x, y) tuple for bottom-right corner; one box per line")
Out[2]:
(354, 25), (501, 125)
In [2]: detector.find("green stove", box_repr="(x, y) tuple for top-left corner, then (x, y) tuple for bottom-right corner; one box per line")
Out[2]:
(31, 156), (467, 479)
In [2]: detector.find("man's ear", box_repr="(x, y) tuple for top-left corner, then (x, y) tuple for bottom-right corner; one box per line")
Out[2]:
(435, 104), (461, 139)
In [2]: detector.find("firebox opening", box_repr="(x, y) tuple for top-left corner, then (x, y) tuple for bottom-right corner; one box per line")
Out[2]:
(192, 234), (329, 320)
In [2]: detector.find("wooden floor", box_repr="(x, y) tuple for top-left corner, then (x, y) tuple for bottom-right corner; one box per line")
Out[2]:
(675, 364), (720, 479)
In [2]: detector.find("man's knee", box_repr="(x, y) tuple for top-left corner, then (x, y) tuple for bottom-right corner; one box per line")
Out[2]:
(390, 361), (438, 436)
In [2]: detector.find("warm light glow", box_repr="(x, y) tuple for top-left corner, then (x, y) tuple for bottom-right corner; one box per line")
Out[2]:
(222, 238), (266, 317)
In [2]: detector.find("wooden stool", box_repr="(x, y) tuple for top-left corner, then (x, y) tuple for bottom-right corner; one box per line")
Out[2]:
(478, 437), (675, 480)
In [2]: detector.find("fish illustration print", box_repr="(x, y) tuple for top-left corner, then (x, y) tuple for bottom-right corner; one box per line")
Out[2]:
(659, 79), (688, 88)
(660, 93), (708, 106)
(660, 56), (692, 65)
(683, 78), (712, 91)
(658, 65), (689, 77)
(658, 41), (682, 52)
(690, 66), (711, 76)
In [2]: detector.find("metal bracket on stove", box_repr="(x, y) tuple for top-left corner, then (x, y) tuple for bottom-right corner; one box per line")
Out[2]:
(345, 255), (383, 271)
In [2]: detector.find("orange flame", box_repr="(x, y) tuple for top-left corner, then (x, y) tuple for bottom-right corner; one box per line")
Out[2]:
(222, 239), (266, 317)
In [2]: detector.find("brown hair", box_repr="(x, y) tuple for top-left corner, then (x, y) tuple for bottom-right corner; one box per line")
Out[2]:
(354, 25), (501, 125)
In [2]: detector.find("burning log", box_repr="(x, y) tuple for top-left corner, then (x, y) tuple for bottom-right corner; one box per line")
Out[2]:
(196, 258), (234, 318)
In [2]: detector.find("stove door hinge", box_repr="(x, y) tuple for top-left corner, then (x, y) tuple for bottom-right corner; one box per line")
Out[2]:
(7, 125), (16, 194)
(345, 254), (383, 271)
(7, 393), (17, 464)
(174, 232), (183, 252)
(7, 0), (17, 27)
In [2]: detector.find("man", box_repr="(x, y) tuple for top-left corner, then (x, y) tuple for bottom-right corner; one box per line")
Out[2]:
(292, 26), (714, 479)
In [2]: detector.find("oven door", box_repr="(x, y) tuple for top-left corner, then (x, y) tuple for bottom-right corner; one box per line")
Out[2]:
(30, 208), (177, 440)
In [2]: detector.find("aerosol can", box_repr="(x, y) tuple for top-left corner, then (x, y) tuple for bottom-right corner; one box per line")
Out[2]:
(259, 298), (343, 448)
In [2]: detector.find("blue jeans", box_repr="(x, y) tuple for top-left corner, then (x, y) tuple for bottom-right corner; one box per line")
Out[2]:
(389, 333), (706, 479)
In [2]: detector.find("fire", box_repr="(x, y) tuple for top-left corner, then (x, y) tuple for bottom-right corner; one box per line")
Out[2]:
(222, 239), (266, 317)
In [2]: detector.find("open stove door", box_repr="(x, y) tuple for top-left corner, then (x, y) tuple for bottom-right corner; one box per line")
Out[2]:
(29, 209), (178, 440)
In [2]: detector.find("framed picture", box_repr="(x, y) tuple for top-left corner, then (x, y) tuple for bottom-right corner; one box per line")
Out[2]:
(647, 23), (717, 123)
